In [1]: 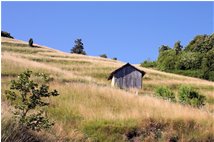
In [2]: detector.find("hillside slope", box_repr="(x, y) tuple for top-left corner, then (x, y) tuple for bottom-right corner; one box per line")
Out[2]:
(1, 37), (214, 141)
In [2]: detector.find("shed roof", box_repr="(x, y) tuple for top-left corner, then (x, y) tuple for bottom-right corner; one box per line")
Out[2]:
(108, 63), (146, 80)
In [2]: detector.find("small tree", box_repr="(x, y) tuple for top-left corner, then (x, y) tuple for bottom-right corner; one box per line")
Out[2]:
(174, 41), (183, 55)
(5, 70), (59, 131)
(70, 39), (86, 55)
(112, 57), (117, 60)
(29, 38), (33, 47)
(100, 54), (107, 58)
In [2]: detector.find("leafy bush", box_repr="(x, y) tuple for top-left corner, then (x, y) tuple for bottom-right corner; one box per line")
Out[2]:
(141, 60), (157, 68)
(100, 54), (107, 58)
(155, 86), (176, 102)
(28, 38), (33, 47)
(5, 70), (60, 131)
(112, 57), (117, 60)
(178, 86), (206, 108)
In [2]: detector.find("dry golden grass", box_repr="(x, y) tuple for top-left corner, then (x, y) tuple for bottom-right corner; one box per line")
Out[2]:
(1, 37), (214, 141)
(49, 82), (213, 122)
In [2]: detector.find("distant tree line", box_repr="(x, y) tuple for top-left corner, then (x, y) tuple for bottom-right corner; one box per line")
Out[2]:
(141, 33), (214, 81)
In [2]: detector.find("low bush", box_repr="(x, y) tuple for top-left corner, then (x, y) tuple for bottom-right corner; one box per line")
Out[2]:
(141, 60), (157, 68)
(155, 86), (176, 102)
(1, 31), (14, 39)
(100, 54), (107, 58)
(178, 85), (206, 108)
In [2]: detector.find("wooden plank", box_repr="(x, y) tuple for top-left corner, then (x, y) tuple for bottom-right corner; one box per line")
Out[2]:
(114, 65), (142, 89)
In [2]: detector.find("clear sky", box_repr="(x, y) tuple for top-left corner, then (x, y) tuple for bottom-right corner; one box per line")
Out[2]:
(2, 1), (214, 63)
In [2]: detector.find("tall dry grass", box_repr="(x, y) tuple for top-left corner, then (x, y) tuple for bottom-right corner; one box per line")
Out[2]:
(2, 37), (214, 141)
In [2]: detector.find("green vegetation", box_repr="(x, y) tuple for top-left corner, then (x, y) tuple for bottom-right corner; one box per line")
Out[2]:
(155, 85), (206, 108)
(141, 60), (157, 68)
(70, 38), (86, 55)
(178, 86), (206, 108)
(100, 54), (107, 58)
(2, 37), (214, 141)
(82, 119), (137, 142)
(5, 70), (59, 131)
(82, 118), (213, 142)
(155, 86), (176, 102)
(1, 31), (14, 38)
(141, 33), (214, 81)
(28, 38), (33, 47)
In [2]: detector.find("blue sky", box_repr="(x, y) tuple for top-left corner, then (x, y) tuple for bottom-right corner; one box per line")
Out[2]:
(2, 2), (213, 63)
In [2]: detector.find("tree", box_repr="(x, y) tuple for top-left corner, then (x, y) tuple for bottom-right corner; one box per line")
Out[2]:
(159, 45), (171, 53)
(157, 49), (177, 70)
(176, 52), (202, 70)
(174, 41), (183, 55)
(100, 54), (107, 58)
(201, 49), (214, 81)
(5, 70), (59, 131)
(185, 34), (213, 53)
(29, 38), (33, 47)
(112, 57), (117, 60)
(70, 39), (86, 55)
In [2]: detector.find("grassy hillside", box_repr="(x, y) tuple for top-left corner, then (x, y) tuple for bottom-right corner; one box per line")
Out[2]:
(1, 37), (214, 141)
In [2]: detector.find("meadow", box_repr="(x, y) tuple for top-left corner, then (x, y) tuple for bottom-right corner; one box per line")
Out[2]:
(1, 37), (214, 141)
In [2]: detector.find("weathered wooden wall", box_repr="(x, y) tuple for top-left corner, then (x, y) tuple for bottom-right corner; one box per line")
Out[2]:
(113, 66), (142, 89)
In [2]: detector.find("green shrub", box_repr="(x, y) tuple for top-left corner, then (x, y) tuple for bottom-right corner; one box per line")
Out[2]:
(140, 60), (157, 68)
(1, 31), (14, 39)
(100, 54), (107, 58)
(178, 86), (206, 108)
(155, 86), (176, 102)
(5, 70), (60, 131)
(28, 38), (33, 47)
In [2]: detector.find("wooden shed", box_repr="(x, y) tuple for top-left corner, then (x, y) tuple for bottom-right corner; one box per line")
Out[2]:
(108, 63), (146, 89)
